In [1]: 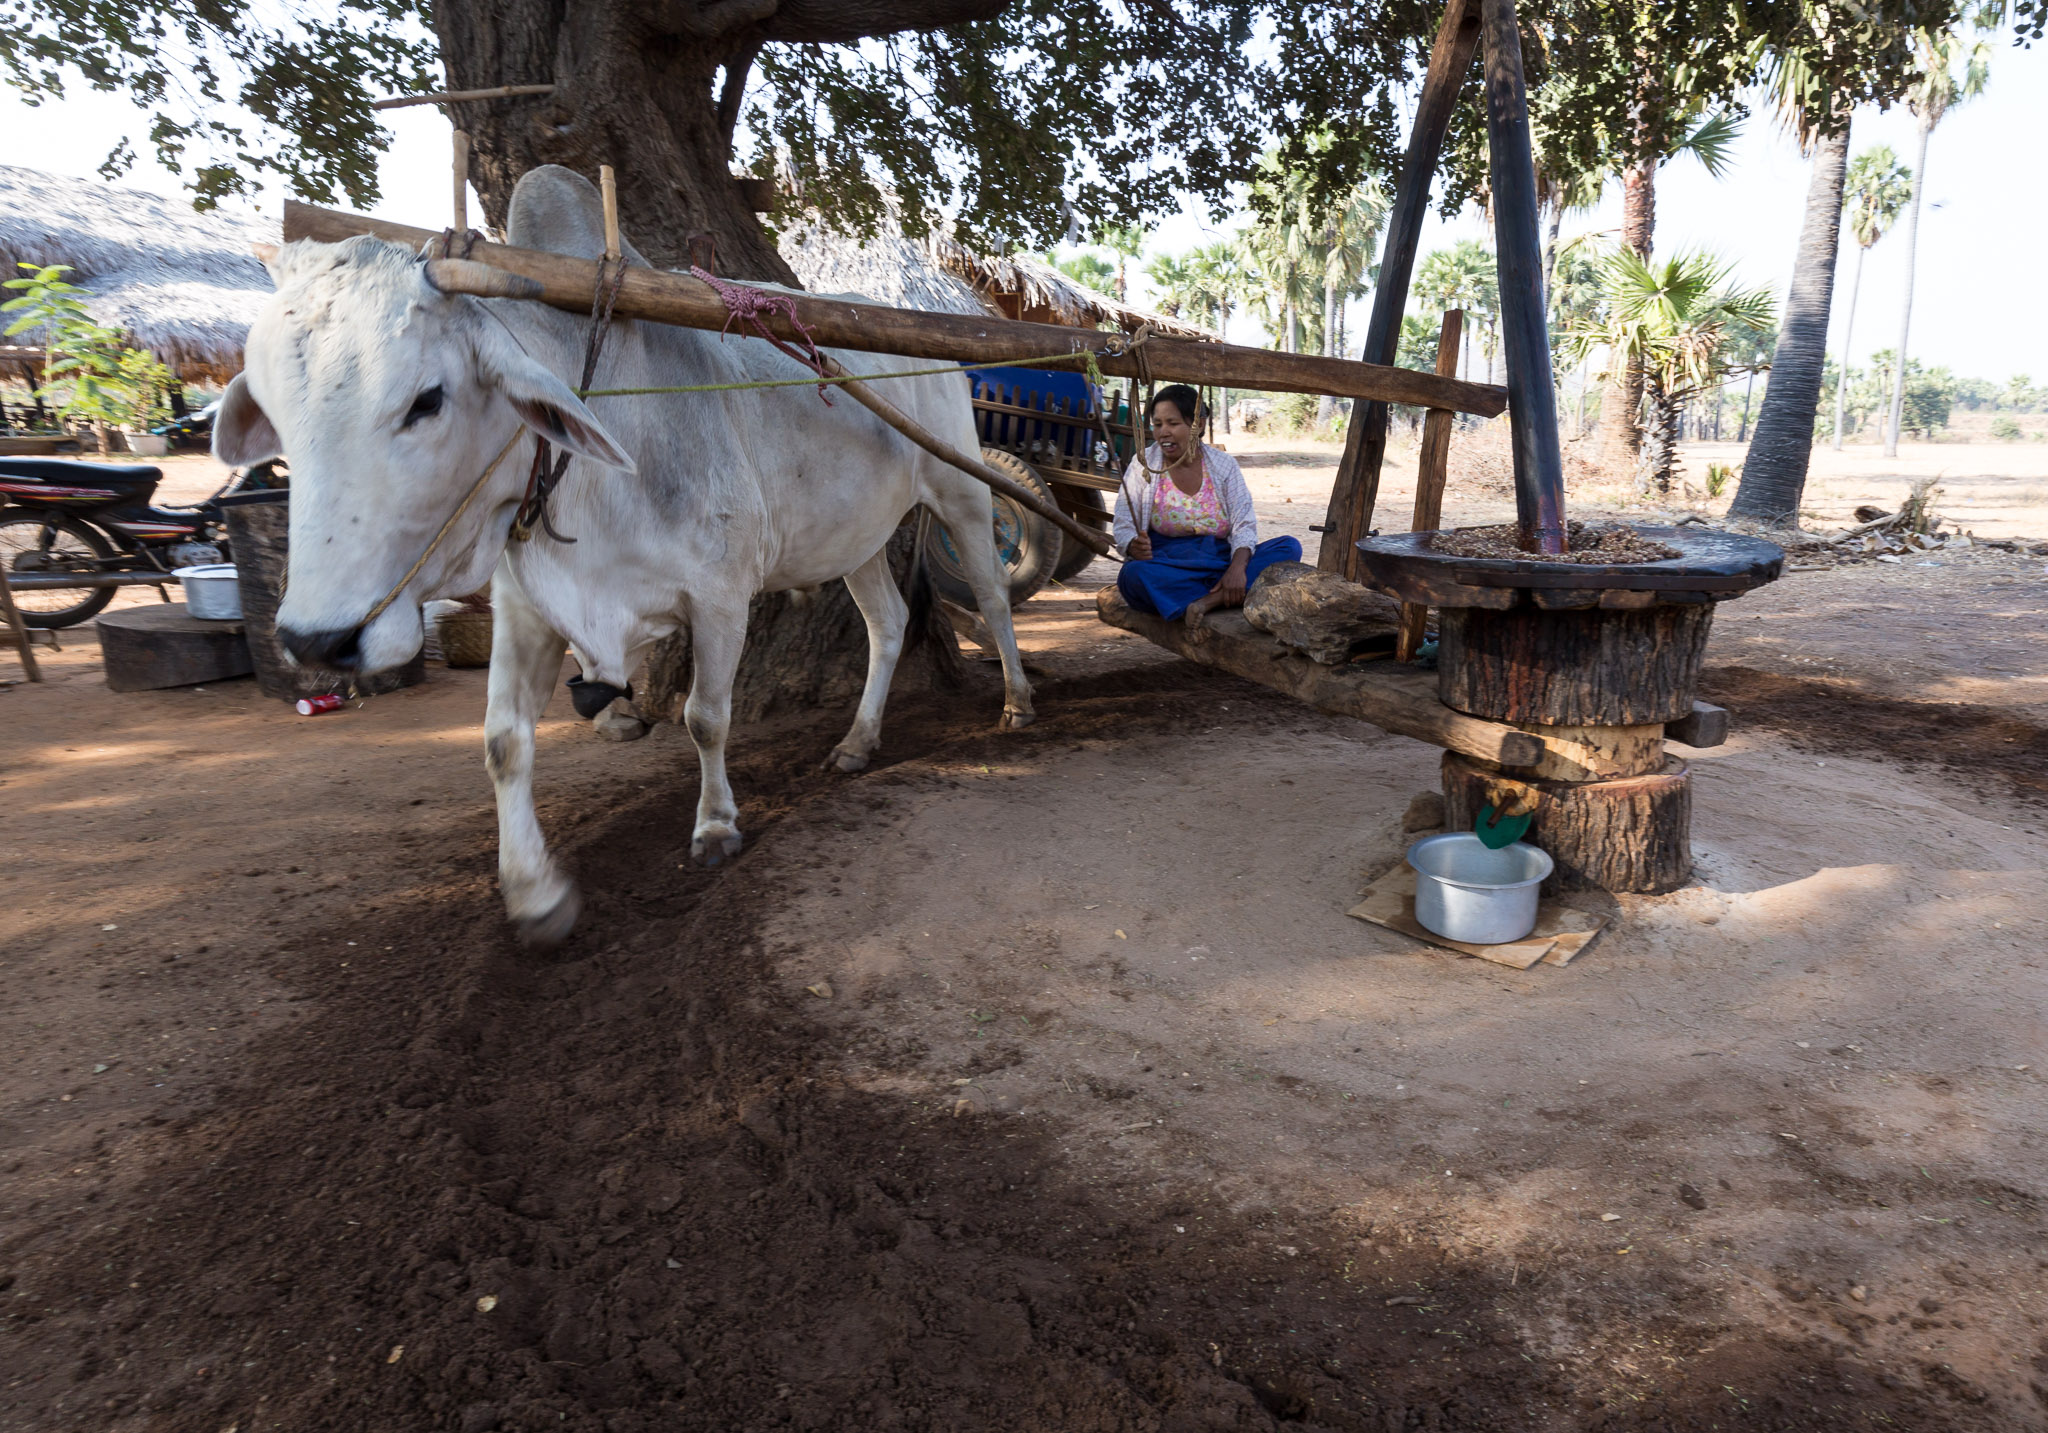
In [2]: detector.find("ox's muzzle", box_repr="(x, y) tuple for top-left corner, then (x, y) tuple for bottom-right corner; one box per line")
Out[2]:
(277, 622), (367, 670)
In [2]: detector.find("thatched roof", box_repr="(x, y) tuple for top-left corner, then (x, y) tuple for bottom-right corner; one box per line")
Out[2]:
(0, 166), (276, 383)
(778, 214), (1216, 340)
(779, 219), (990, 317)
(929, 235), (1216, 339)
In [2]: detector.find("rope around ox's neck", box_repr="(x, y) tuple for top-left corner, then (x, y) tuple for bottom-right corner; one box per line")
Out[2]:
(357, 426), (527, 633)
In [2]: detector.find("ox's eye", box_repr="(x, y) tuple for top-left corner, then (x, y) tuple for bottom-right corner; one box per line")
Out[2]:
(402, 385), (445, 429)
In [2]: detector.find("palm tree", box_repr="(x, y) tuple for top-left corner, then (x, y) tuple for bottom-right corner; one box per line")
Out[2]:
(1050, 250), (1115, 295)
(1598, 111), (1741, 472)
(1882, 26), (1992, 458)
(1726, 118), (1851, 523)
(1143, 251), (1202, 320)
(1098, 224), (1146, 306)
(1564, 249), (1773, 494)
(1831, 145), (1912, 448)
(1187, 240), (1250, 431)
(1311, 177), (1389, 424)
(1416, 241), (1497, 382)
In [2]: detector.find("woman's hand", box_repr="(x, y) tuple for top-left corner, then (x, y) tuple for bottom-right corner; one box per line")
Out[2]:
(1125, 533), (1153, 560)
(1212, 552), (1250, 605)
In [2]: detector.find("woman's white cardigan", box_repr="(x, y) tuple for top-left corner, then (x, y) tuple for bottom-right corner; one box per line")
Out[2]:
(1110, 444), (1261, 557)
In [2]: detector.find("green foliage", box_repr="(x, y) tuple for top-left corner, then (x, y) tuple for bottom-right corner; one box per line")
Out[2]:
(3, 0), (2029, 245)
(1051, 251), (1115, 296)
(1843, 145), (1913, 248)
(1270, 390), (1320, 435)
(1, 263), (173, 432)
(1991, 414), (2023, 440)
(1827, 351), (1956, 438)
(1705, 462), (1736, 498)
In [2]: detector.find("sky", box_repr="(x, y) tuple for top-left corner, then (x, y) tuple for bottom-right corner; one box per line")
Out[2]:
(4, 32), (2043, 385)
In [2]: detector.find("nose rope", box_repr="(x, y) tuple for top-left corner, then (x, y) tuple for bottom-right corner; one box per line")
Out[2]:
(357, 426), (527, 632)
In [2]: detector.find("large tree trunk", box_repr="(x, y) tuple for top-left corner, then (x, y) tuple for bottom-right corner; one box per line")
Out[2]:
(1597, 157), (1656, 477)
(1882, 122), (1931, 459)
(434, 0), (1005, 724)
(1729, 125), (1850, 525)
(1831, 241), (1866, 449)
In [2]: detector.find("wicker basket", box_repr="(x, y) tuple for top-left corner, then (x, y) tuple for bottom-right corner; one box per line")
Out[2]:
(436, 608), (494, 667)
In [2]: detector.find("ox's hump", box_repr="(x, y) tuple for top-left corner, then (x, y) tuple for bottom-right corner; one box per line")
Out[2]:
(508, 165), (653, 269)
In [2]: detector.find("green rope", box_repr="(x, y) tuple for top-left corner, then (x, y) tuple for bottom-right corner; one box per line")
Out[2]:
(577, 349), (1101, 399)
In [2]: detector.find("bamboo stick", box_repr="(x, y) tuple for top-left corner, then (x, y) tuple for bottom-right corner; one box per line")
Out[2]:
(0, 557), (42, 681)
(452, 130), (470, 235)
(372, 84), (556, 111)
(284, 200), (1509, 416)
(599, 166), (620, 261)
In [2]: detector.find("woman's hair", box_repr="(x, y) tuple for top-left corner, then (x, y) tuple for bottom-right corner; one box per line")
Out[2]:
(1151, 384), (1202, 425)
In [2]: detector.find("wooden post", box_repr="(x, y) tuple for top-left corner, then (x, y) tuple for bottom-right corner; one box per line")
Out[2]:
(451, 130), (470, 235)
(1316, 0), (1483, 577)
(1396, 308), (1463, 661)
(1478, 0), (1568, 554)
(0, 567), (42, 682)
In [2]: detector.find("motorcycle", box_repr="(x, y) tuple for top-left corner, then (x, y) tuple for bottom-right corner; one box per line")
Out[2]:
(0, 455), (276, 628)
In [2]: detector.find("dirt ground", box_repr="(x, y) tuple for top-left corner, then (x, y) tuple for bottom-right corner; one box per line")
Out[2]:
(4, 438), (2047, 1432)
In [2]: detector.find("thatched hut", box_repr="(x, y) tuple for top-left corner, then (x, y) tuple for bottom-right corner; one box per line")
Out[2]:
(0, 165), (276, 386)
(780, 218), (1214, 339)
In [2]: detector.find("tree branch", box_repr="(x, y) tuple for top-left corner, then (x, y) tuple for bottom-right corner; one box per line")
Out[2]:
(718, 37), (762, 145)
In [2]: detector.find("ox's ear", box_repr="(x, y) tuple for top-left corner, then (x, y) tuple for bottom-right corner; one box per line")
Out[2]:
(477, 331), (636, 473)
(214, 373), (284, 466)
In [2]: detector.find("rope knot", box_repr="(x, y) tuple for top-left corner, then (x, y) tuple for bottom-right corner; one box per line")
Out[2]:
(689, 266), (834, 404)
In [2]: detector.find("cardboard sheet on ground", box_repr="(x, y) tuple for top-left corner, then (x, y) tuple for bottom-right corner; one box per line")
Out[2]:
(1347, 865), (1606, 969)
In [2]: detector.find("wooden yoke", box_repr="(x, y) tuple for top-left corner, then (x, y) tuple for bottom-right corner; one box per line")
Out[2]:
(1317, 0), (1482, 579)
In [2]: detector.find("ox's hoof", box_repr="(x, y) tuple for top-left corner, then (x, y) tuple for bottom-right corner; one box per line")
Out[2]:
(1000, 709), (1036, 732)
(691, 826), (744, 867)
(826, 745), (870, 774)
(513, 885), (582, 950)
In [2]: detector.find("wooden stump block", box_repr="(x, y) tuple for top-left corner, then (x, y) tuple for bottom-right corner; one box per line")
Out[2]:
(96, 604), (254, 692)
(1437, 602), (1713, 725)
(1441, 749), (1692, 894)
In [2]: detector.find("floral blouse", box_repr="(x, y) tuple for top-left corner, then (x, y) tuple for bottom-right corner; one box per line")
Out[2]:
(1150, 466), (1229, 537)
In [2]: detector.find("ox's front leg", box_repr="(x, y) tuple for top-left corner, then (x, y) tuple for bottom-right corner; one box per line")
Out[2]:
(485, 576), (580, 945)
(827, 549), (909, 773)
(682, 598), (749, 866)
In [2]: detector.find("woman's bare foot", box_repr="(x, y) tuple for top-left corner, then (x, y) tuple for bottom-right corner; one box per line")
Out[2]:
(1183, 590), (1225, 626)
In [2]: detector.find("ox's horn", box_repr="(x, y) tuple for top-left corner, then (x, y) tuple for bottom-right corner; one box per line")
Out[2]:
(422, 258), (544, 301)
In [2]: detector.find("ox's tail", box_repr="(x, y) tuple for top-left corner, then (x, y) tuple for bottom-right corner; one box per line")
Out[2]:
(900, 509), (937, 660)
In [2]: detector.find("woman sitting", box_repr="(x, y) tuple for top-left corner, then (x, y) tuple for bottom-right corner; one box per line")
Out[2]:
(1113, 384), (1302, 624)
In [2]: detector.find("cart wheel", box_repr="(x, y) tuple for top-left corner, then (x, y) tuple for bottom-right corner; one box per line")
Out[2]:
(1051, 487), (1109, 583)
(924, 449), (1060, 610)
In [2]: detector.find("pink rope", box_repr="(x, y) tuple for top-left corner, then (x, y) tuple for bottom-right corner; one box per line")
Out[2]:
(690, 266), (834, 403)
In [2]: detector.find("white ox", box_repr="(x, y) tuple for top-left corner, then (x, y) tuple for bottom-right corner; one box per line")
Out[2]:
(216, 166), (1032, 945)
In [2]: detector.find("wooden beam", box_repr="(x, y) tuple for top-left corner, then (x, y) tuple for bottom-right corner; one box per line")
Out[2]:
(1664, 701), (1729, 749)
(371, 84), (556, 110)
(1396, 308), (1464, 662)
(1479, 0), (1568, 553)
(284, 200), (1508, 416)
(1317, 0), (1483, 574)
(1095, 585), (1545, 769)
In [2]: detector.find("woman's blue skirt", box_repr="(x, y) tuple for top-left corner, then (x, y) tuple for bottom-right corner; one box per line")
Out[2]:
(1116, 531), (1304, 621)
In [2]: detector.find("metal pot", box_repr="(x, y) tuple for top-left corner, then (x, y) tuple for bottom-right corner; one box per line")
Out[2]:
(1406, 833), (1553, 945)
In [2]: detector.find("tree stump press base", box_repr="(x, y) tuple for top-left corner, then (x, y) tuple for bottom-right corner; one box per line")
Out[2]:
(1355, 525), (1784, 896)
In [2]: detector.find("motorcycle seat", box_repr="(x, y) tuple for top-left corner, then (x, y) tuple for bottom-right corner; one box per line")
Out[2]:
(0, 457), (164, 484)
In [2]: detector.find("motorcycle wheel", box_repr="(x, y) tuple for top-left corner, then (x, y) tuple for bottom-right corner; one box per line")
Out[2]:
(0, 512), (119, 628)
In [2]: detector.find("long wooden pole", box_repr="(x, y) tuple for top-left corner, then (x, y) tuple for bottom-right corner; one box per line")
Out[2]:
(372, 84), (556, 111)
(283, 201), (1507, 417)
(1479, 0), (1568, 554)
(1396, 309), (1464, 662)
(1316, 0), (1483, 576)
